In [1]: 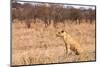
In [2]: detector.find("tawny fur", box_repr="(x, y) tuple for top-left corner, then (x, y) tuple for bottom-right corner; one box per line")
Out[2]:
(56, 30), (83, 55)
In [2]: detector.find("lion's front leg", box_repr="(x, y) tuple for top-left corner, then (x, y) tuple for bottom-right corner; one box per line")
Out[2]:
(65, 43), (71, 55)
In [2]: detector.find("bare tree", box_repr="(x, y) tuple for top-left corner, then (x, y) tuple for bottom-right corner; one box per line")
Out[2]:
(12, 2), (96, 28)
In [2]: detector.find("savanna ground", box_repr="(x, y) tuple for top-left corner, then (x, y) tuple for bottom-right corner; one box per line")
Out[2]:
(12, 20), (96, 65)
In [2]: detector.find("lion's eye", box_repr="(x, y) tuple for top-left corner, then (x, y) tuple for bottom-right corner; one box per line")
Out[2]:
(61, 30), (64, 33)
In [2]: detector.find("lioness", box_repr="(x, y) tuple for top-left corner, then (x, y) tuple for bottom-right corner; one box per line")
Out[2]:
(56, 30), (83, 55)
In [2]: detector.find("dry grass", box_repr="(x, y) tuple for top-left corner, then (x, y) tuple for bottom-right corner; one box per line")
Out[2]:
(12, 21), (96, 65)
